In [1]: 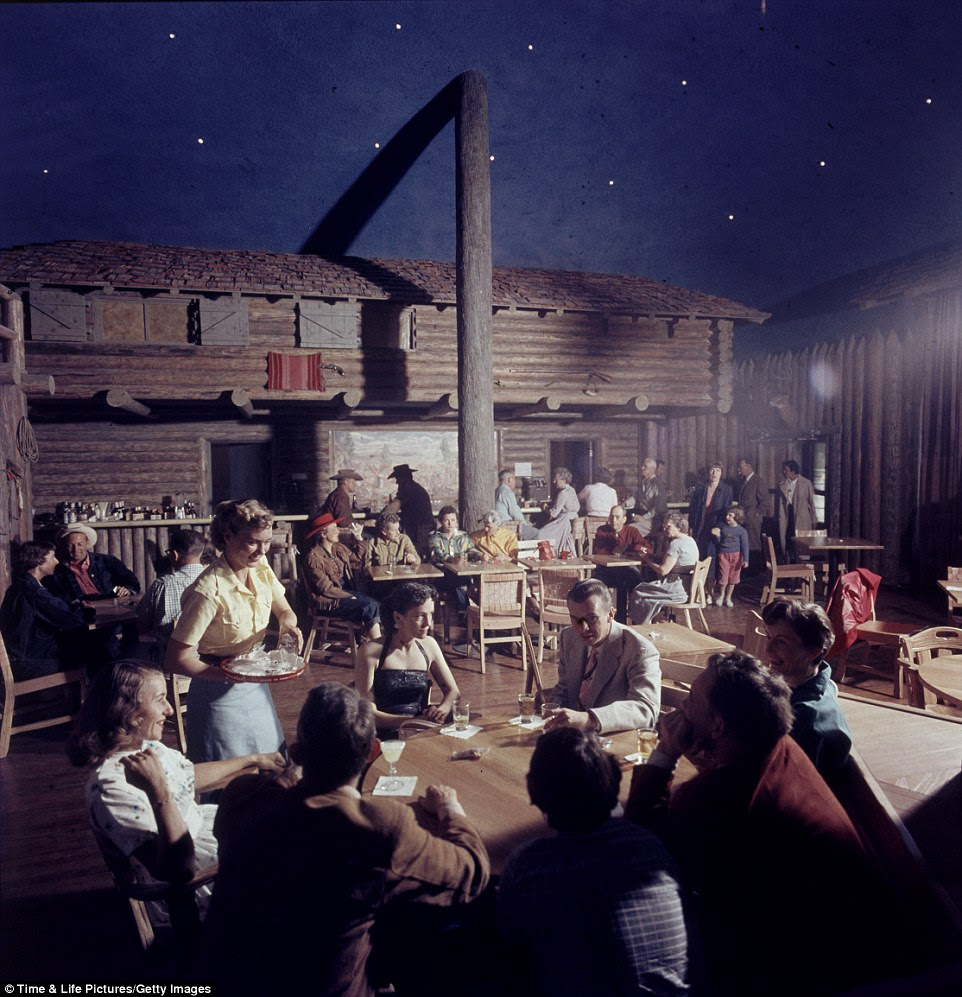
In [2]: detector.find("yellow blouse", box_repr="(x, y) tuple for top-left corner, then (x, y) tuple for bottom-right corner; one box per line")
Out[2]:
(171, 555), (285, 657)
(470, 527), (519, 560)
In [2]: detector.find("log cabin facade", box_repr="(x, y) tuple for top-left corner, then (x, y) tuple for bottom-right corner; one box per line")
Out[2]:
(0, 239), (768, 589)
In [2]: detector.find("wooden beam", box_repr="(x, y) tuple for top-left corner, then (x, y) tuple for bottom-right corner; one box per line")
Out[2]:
(230, 388), (254, 419)
(0, 363), (22, 386)
(105, 388), (152, 418)
(456, 70), (495, 530)
(334, 388), (362, 420)
(20, 373), (55, 396)
(587, 394), (650, 420)
(0, 323), (16, 341)
(421, 392), (458, 420)
(512, 395), (561, 418)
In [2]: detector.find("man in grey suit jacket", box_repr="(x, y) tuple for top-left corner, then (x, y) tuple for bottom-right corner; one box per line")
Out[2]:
(546, 578), (660, 734)
(735, 457), (768, 566)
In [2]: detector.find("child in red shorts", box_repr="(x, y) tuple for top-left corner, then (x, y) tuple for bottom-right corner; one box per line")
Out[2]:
(708, 505), (750, 607)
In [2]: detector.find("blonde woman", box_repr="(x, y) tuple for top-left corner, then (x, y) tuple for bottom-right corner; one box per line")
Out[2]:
(165, 499), (302, 762)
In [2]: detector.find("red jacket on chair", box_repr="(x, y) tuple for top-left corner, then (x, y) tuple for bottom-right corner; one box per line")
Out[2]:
(825, 568), (882, 658)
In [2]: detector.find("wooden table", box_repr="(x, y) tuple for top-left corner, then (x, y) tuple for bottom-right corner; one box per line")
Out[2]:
(587, 553), (645, 622)
(792, 535), (884, 584)
(517, 557), (594, 571)
(441, 560), (525, 578)
(367, 563), (444, 585)
(628, 621), (735, 665)
(916, 657), (962, 710)
(361, 720), (684, 873)
(87, 598), (139, 630)
(937, 579), (961, 617)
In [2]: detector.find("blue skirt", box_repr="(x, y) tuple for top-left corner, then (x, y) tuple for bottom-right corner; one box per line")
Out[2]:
(185, 679), (284, 763)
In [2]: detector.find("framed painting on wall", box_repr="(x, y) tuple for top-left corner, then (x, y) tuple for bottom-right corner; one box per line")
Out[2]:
(330, 430), (459, 513)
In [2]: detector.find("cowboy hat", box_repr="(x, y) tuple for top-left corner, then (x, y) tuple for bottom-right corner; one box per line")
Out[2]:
(329, 468), (363, 481)
(57, 523), (98, 547)
(388, 464), (417, 478)
(305, 511), (348, 541)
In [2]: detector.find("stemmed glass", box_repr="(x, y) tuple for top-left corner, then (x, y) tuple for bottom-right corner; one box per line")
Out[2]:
(380, 739), (405, 790)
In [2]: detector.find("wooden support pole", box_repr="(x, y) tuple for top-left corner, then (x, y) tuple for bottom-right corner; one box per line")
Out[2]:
(0, 323), (16, 341)
(0, 363), (22, 386)
(105, 388), (152, 418)
(230, 388), (254, 418)
(20, 373), (55, 396)
(334, 388), (362, 420)
(421, 392), (459, 420)
(456, 71), (495, 529)
(513, 395), (561, 418)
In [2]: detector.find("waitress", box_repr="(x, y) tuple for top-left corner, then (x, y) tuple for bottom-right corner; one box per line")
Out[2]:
(165, 499), (302, 762)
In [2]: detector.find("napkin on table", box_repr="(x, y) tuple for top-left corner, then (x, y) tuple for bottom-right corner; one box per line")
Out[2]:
(508, 715), (545, 729)
(372, 776), (418, 797)
(439, 725), (482, 739)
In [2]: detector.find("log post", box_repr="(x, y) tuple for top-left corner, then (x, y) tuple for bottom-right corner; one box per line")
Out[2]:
(513, 395), (561, 418)
(105, 389), (152, 418)
(588, 394), (651, 420)
(230, 388), (254, 418)
(421, 392), (459, 420)
(456, 71), (495, 528)
(334, 389), (362, 420)
(20, 373), (56, 396)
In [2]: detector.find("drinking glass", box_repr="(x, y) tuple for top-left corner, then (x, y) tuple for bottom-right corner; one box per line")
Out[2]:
(385, 553), (396, 576)
(636, 729), (658, 764)
(541, 701), (560, 721)
(380, 739), (405, 789)
(518, 693), (536, 724)
(453, 699), (470, 731)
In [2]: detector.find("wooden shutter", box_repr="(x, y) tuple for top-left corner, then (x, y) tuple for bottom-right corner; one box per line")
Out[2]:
(298, 299), (359, 349)
(28, 288), (87, 342)
(199, 298), (250, 346)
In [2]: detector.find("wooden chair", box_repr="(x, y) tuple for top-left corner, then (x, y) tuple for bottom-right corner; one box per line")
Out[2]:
(672, 557), (712, 634)
(830, 585), (918, 696)
(944, 566), (962, 618)
(0, 631), (86, 758)
(583, 515), (608, 554)
(92, 825), (216, 960)
(529, 564), (591, 664)
(298, 551), (362, 669)
(898, 627), (962, 712)
(742, 609), (768, 660)
(659, 656), (704, 710)
(759, 534), (815, 606)
(571, 517), (587, 557)
(166, 673), (191, 754)
(465, 571), (528, 674)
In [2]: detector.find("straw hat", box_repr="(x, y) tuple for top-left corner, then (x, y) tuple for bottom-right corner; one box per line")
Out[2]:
(330, 469), (363, 481)
(57, 524), (98, 546)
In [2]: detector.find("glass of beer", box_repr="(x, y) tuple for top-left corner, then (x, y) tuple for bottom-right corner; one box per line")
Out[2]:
(518, 693), (536, 724)
(453, 699), (470, 731)
(636, 729), (658, 764)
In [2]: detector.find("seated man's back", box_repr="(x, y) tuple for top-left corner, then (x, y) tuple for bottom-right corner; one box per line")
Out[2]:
(499, 817), (690, 996)
(205, 773), (489, 995)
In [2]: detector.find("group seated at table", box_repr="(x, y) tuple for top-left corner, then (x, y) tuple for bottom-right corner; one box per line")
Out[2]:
(470, 510), (519, 562)
(302, 512), (381, 641)
(202, 682), (490, 996)
(361, 512), (420, 570)
(591, 504), (651, 589)
(356, 581), (460, 737)
(67, 660), (288, 917)
(629, 513), (699, 625)
(0, 540), (95, 680)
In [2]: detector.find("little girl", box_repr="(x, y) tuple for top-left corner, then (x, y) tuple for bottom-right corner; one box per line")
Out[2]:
(707, 504), (750, 607)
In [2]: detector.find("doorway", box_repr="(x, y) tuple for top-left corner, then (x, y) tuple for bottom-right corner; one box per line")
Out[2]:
(549, 440), (595, 494)
(210, 442), (273, 507)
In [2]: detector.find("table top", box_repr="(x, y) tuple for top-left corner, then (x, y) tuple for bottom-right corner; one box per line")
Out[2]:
(628, 621), (735, 664)
(441, 560), (525, 578)
(87, 598), (138, 629)
(361, 719), (686, 873)
(587, 553), (644, 567)
(367, 563), (444, 583)
(916, 657), (962, 709)
(793, 535), (884, 554)
(937, 579), (962, 594)
(517, 557), (594, 571)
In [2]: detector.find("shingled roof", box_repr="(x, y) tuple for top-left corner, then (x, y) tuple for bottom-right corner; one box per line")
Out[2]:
(0, 240), (769, 323)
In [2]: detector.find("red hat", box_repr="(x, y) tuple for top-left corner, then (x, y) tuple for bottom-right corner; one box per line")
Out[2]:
(305, 511), (348, 541)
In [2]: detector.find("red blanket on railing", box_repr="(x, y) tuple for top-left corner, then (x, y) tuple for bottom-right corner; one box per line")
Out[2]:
(266, 352), (325, 391)
(825, 568), (882, 657)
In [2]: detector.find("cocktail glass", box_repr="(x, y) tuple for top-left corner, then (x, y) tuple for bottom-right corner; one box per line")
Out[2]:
(380, 739), (405, 789)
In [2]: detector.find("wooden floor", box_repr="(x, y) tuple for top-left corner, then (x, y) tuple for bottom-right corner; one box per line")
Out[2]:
(2, 574), (959, 979)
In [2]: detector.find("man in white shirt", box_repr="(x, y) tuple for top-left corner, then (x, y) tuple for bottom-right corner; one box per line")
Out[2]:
(494, 469), (537, 540)
(578, 467), (618, 517)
